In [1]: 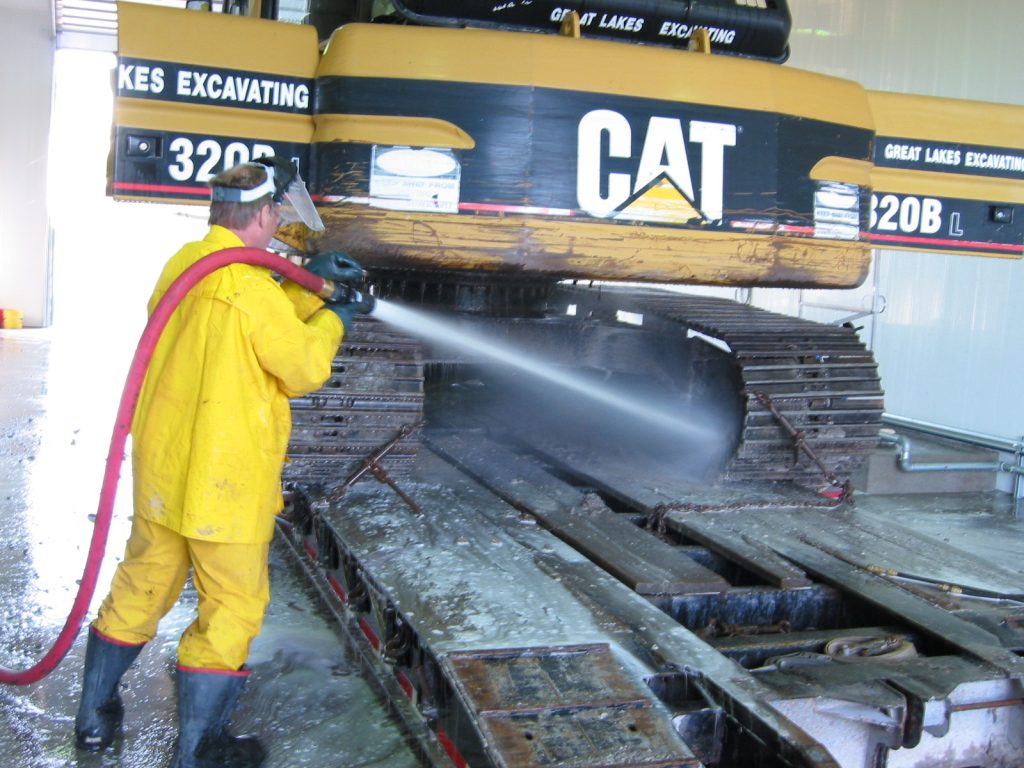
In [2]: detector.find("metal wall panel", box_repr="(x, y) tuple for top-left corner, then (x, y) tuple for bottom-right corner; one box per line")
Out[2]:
(0, 6), (54, 328)
(781, 0), (1024, 445)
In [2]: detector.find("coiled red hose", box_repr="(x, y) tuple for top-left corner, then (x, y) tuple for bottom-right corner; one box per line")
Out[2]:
(0, 248), (329, 685)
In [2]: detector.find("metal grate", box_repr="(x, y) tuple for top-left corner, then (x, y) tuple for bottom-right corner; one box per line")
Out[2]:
(53, 0), (223, 51)
(54, 0), (116, 50)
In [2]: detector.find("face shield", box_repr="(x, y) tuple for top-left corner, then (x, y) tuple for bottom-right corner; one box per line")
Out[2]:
(211, 157), (324, 233)
(273, 168), (324, 232)
(257, 156), (325, 233)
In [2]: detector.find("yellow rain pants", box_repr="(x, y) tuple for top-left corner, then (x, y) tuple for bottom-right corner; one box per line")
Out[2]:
(94, 517), (270, 669)
(93, 226), (343, 669)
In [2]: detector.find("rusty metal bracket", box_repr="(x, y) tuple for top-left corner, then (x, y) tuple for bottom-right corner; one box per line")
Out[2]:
(646, 491), (848, 535)
(698, 618), (792, 640)
(325, 421), (425, 515)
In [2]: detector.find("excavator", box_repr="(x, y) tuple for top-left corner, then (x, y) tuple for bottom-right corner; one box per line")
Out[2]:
(109, 1), (1024, 765)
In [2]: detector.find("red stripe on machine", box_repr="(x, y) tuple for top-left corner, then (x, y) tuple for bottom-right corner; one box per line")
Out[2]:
(869, 231), (1024, 253)
(396, 671), (415, 700)
(776, 224), (817, 235)
(326, 574), (348, 602)
(112, 181), (210, 196)
(359, 617), (381, 650)
(458, 201), (576, 216)
(436, 727), (468, 768)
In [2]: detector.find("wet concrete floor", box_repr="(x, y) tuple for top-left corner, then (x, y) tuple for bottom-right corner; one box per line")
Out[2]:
(0, 330), (421, 767)
(3, 325), (1024, 768)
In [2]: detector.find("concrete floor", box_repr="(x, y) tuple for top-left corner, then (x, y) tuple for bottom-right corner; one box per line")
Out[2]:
(0, 330), (421, 767)
(3, 326), (1024, 767)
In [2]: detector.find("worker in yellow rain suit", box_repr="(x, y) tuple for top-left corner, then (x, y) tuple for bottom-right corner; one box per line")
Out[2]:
(74, 157), (367, 768)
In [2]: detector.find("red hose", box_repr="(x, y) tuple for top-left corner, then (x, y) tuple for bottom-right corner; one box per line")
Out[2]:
(0, 247), (328, 685)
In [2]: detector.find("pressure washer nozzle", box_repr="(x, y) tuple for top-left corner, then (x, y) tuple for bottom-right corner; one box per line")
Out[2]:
(318, 280), (375, 316)
(320, 280), (361, 304)
(358, 292), (377, 316)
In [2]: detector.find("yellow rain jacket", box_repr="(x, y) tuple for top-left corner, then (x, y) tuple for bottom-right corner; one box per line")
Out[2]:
(131, 226), (343, 544)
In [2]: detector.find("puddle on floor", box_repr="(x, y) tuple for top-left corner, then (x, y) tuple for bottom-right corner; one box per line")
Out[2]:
(0, 331), (422, 767)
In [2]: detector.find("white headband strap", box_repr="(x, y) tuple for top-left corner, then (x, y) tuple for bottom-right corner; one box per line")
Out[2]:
(210, 165), (276, 203)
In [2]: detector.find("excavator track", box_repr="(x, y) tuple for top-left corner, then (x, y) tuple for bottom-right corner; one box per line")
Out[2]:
(287, 287), (881, 491)
(284, 317), (424, 489)
(557, 286), (885, 484)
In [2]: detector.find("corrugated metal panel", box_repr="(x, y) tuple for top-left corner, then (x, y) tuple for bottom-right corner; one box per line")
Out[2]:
(53, 0), (223, 50)
(785, 0), (1024, 453)
(55, 0), (116, 50)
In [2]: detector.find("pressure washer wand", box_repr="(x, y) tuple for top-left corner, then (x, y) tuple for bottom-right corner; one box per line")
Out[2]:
(324, 281), (377, 316)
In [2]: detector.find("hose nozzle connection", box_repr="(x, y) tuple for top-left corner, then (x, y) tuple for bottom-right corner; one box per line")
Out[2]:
(350, 288), (377, 316)
(318, 279), (376, 315)
(316, 278), (341, 301)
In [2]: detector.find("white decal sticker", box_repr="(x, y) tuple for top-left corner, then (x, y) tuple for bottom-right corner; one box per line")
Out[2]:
(369, 147), (461, 213)
(118, 63), (165, 94)
(870, 193), (943, 236)
(814, 182), (860, 240)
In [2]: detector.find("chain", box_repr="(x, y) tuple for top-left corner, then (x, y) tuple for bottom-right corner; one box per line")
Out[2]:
(644, 388), (858, 534)
(750, 389), (853, 494)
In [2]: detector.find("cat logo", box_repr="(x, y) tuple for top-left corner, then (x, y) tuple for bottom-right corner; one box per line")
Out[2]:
(576, 109), (737, 223)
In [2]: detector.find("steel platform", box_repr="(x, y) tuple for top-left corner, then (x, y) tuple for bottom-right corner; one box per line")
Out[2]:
(280, 430), (1024, 768)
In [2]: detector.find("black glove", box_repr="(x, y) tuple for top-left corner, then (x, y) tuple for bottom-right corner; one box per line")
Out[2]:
(304, 251), (364, 284)
(324, 302), (356, 329)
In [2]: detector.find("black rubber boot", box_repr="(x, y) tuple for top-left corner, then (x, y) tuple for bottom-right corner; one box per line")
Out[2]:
(74, 628), (145, 751)
(171, 667), (266, 768)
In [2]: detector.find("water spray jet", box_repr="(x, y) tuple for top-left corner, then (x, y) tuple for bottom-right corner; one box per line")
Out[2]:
(369, 300), (723, 446)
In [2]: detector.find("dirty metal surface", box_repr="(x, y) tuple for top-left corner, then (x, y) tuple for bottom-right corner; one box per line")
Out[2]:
(293, 334), (1023, 768)
(513, 429), (1024, 671)
(421, 420), (1024, 765)
(285, 317), (423, 486)
(711, 624), (912, 668)
(477, 708), (696, 768)
(557, 286), (884, 483)
(752, 526), (1024, 675)
(661, 512), (812, 590)
(444, 644), (699, 768)
(427, 430), (730, 596)
(766, 505), (1024, 598)
(318, 448), (841, 767)
(316, 449), (614, 654)
(318, 206), (870, 289)
(446, 644), (649, 713)
(660, 505), (1024, 663)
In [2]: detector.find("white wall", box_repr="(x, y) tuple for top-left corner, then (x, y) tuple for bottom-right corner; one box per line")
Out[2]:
(48, 50), (204, 351)
(0, 4), (54, 327)
(776, 1), (1024, 447)
(10, 1), (1024, 449)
